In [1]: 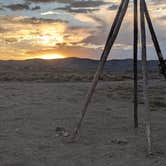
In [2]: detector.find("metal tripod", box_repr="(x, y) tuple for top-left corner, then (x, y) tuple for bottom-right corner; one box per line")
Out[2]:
(70, 0), (166, 154)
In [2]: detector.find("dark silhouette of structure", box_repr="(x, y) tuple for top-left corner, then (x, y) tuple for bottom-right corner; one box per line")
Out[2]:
(70, 0), (166, 154)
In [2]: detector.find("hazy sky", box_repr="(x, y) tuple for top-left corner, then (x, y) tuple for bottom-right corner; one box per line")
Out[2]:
(0, 0), (165, 60)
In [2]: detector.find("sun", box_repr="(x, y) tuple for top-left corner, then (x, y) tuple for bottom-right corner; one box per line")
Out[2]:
(40, 54), (65, 60)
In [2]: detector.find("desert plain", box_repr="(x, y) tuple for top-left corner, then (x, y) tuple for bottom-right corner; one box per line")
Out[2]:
(0, 75), (166, 166)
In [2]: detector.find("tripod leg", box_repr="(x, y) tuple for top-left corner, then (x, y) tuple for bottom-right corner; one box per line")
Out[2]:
(101, 0), (125, 60)
(140, 0), (152, 155)
(143, 0), (166, 78)
(133, 0), (138, 128)
(71, 0), (130, 140)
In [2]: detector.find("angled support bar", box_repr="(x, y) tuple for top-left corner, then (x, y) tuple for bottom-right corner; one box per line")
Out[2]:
(71, 0), (130, 140)
(143, 0), (166, 78)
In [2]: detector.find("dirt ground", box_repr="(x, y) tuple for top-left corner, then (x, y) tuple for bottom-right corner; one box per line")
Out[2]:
(0, 79), (166, 166)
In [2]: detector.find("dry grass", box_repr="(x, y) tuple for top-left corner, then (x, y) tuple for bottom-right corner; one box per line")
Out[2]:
(0, 71), (162, 82)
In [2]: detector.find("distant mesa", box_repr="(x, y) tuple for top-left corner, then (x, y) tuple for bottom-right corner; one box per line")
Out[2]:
(0, 57), (159, 72)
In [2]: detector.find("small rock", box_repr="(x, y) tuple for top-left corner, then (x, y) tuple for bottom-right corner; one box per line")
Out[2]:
(55, 127), (65, 132)
(15, 128), (19, 132)
(55, 133), (60, 137)
(55, 127), (65, 136)
(55, 127), (69, 137)
(63, 131), (70, 137)
(104, 152), (113, 158)
(111, 138), (128, 145)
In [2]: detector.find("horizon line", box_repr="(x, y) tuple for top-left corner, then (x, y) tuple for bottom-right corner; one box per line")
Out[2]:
(0, 57), (161, 61)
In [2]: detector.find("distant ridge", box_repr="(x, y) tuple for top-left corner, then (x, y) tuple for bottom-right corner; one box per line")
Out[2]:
(0, 57), (159, 72)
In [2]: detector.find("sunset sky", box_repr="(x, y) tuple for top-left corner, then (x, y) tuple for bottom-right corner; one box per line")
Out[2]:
(0, 0), (165, 60)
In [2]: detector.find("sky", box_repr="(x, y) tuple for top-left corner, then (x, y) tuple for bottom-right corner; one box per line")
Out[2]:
(0, 0), (165, 60)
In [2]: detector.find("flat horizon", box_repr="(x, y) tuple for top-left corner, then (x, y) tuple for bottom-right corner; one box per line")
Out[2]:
(0, 56), (162, 61)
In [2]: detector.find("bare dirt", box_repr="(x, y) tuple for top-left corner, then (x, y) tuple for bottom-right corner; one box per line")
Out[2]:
(0, 79), (166, 166)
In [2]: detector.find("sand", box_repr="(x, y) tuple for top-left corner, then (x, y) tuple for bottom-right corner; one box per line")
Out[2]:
(0, 79), (166, 166)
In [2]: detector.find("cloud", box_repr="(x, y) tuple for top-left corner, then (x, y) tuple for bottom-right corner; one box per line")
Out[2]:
(150, 0), (165, 5)
(0, 6), (4, 10)
(52, 0), (108, 15)
(0, 27), (9, 33)
(20, 17), (68, 24)
(0, 15), (99, 59)
(55, 6), (99, 13)
(26, 45), (100, 59)
(70, 1), (107, 8)
(26, 0), (72, 3)
(31, 6), (41, 10)
(4, 3), (42, 11)
(74, 14), (101, 24)
(0, 0), (165, 60)
(41, 11), (59, 15)
(108, 4), (119, 11)
(159, 16), (166, 20)
(5, 3), (30, 11)
(5, 38), (18, 43)
(26, 0), (107, 8)
(0, 16), (68, 46)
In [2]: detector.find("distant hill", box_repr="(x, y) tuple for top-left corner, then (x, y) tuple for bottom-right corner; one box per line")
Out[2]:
(0, 57), (161, 81)
(0, 57), (159, 73)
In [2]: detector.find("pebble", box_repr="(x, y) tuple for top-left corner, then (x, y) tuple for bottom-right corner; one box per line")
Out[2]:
(55, 127), (70, 137)
(111, 138), (128, 145)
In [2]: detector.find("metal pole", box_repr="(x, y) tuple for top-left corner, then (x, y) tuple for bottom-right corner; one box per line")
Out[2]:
(133, 0), (138, 128)
(140, 0), (152, 154)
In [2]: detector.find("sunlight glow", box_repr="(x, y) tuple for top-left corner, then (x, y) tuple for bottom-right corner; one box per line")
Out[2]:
(38, 34), (63, 46)
(40, 54), (65, 60)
